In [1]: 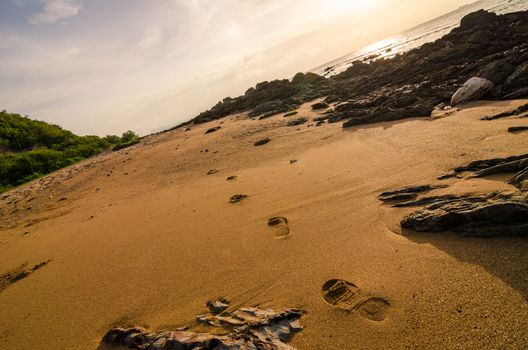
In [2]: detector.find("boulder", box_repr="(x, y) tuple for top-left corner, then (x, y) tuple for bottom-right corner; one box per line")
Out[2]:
(451, 77), (494, 106)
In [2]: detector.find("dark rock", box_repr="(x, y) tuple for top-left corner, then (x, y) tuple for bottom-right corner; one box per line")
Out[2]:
(454, 154), (528, 172)
(287, 117), (308, 127)
(311, 102), (329, 110)
(226, 176), (237, 181)
(254, 138), (271, 146)
(480, 102), (528, 120)
(380, 185), (443, 198)
(437, 170), (459, 180)
(504, 62), (528, 90)
(204, 126), (221, 134)
(508, 126), (528, 133)
(401, 198), (528, 237)
(284, 111), (298, 117)
(503, 87), (528, 100)
(394, 194), (487, 208)
(459, 10), (498, 29)
(478, 59), (515, 85)
(207, 169), (219, 175)
(380, 193), (418, 202)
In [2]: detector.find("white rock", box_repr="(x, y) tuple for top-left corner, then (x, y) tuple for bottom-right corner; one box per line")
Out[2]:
(451, 77), (494, 106)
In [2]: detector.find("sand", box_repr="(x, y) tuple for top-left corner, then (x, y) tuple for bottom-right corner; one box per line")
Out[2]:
(1, 99), (528, 349)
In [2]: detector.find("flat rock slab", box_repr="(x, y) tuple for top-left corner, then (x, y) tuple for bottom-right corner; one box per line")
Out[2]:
(102, 304), (304, 350)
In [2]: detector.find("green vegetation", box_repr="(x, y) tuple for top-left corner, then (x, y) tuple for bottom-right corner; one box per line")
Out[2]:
(0, 110), (138, 193)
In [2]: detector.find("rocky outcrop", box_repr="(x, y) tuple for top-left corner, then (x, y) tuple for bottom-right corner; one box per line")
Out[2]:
(386, 154), (528, 237)
(401, 198), (528, 237)
(102, 302), (304, 350)
(181, 10), (528, 131)
(481, 102), (528, 120)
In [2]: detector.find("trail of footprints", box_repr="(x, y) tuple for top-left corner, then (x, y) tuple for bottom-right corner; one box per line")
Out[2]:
(227, 188), (390, 320)
(321, 279), (390, 321)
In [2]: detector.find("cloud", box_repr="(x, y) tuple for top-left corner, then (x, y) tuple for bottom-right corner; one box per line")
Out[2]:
(29, 0), (82, 25)
(137, 25), (163, 49)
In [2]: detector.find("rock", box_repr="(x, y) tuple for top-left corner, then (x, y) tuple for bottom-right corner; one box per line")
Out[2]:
(311, 102), (329, 110)
(394, 194), (487, 208)
(503, 87), (528, 100)
(204, 126), (221, 134)
(478, 59), (515, 85)
(454, 153), (528, 171)
(379, 184), (447, 199)
(287, 117), (308, 127)
(401, 198), (528, 237)
(451, 77), (494, 106)
(504, 62), (528, 90)
(437, 170), (459, 180)
(459, 10), (498, 29)
(103, 306), (304, 350)
(207, 169), (219, 175)
(284, 111), (298, 117)
(254, 138), (271, 146)
(226, 176), (237, 181)
(206, 297), (230, 314)
(379, 193), (418, 201)
(508, 126), (528, 133)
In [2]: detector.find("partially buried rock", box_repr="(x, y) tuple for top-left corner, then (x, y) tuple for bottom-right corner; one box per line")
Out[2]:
(207, 169), (219, 175)
(284, 111), (298, 117)
(206, 297), (230, 314)
(254, 138), (271, 146)
(508, 126), (528, 133)
(311, 102), (329, 110)
(401, 198), (528, 237)
(204, 126), (221, 134)
(451, 77), (494, 106)
(226, 175), (237, 181)
(103, 304), (304, 350)
(287, 117), (308, 127)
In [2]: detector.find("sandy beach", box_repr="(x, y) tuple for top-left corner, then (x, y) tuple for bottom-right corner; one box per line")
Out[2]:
(1, 99), (528, 349)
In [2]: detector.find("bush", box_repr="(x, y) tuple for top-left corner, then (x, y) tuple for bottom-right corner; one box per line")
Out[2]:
(0, 111), (139, 193)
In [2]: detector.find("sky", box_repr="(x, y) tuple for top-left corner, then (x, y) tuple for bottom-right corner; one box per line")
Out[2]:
(0, 0), (477, 136)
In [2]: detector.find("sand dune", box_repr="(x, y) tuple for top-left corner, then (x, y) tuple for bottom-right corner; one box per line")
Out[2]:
(1, 99), (528, 349)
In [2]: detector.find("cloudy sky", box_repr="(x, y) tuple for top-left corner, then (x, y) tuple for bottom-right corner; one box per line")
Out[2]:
(0, 0), (476, 136)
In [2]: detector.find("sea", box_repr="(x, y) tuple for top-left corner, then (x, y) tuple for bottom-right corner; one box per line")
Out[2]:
(312, 0), (528, 77)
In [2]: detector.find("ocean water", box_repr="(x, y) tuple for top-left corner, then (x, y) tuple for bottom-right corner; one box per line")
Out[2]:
(312, 0), (528, 76)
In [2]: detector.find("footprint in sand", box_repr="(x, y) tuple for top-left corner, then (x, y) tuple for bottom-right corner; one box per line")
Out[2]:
(321, 279), (390, 321)
(267, 217), (290, 238)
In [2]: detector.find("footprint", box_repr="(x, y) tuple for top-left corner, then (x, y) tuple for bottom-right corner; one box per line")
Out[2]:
(321, 279), (389, 321)
(268, 217), (290, 238)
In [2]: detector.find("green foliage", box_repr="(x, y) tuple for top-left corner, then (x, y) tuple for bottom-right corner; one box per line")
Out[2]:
(0, 110), (139, 193)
